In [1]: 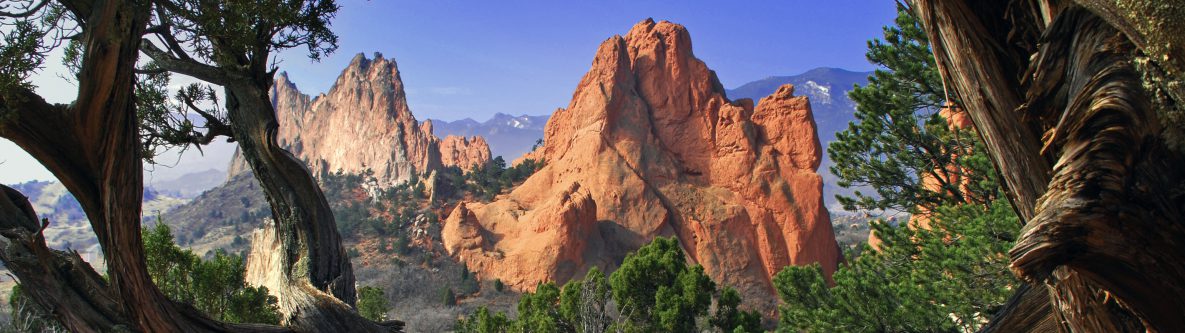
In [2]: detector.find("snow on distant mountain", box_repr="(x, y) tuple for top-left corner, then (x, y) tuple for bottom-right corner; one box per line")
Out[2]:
(727, 67), (872, 211)
(429, 113), (549, 160)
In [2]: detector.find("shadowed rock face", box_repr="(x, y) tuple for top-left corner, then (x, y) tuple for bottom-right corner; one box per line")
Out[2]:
(442, 18), (840, 311)
(227, 53), (490, 186)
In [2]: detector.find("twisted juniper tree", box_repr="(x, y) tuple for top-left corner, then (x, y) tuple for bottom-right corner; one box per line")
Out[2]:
(0, 0), (399, 331)
(913, 0), (1185, 331)
(135, 1), (401, 330)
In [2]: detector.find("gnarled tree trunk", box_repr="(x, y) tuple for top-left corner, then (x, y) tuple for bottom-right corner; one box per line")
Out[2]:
(913, 0), (1185, 331)
(225, 76), (399, 331)
(0, 0), (397, 331)
(0, 0), (205, 330)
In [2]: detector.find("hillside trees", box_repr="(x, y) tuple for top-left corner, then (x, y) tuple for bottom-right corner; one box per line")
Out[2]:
(455, 237), (761, 333)
(142, 222), (281, 324)
(913, 1), (1185, 331)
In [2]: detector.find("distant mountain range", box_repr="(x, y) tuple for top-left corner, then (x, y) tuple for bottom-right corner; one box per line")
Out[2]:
(149, 168), (227, 198)
(429, 113), (548, 160)
(727, 67), (870, 144)
(727, 67), (873, 211)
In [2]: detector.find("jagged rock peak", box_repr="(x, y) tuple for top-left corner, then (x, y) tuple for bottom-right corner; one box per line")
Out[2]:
(229, 51), (444, 186)
(442, 19), (840, 315)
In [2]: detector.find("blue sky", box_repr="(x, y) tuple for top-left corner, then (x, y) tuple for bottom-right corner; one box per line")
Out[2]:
(275, 0), (898, 121)
(2, 0), (898, 184)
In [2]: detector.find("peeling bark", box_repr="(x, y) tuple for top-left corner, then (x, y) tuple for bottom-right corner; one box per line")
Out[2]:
(914, 0), (1185, 331)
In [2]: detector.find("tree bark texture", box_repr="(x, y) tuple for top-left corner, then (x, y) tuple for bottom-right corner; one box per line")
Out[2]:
(914, 0), (1185, 332)
(0, 0), (203, 330)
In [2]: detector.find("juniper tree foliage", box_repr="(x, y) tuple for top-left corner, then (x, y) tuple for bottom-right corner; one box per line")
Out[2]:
(356, 286), (390, 321)
(141, 222), (281, 325)
(828, 4), (998, 213)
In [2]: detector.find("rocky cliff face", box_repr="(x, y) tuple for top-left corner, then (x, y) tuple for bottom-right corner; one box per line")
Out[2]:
(441, 19), (841, 310)
(227, 53), (487, 186)
(439, 135), (492, 170)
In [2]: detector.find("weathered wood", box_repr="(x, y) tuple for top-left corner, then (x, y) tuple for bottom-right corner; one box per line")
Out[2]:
(0, 185), (295, 333)
(1012, 8), (1185, 331)
(914, 0), (1051, 222)
(975, 283), (1059, 333)
(139, 1), (404, 329)
(0, 0), (372, 331)
(0, 0), (206, 331)
(916, 0), (1185, 331)
(0, 185), (130, 332)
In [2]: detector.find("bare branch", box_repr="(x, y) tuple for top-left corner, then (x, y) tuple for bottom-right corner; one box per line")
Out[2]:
(0, 0), (49, 18)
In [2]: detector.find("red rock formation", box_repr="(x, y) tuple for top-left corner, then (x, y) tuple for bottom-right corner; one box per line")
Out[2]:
(439, 135), (492, 170)
(443, 182), (599, 288)
(227, 53), (449, 186)
(442, 19), (840, 311)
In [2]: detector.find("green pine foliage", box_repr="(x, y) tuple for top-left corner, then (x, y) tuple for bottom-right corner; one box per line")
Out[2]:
(142, 222), (281, 325)
(357, 286), (390, 321)
(775, 5), (1020, 333)
(610, 237), (714, 332)
(455, 237), (760, 333)
(775, 199), (1020, 332)
(711, 287), (763, 333)
(828, 4), (998, 213)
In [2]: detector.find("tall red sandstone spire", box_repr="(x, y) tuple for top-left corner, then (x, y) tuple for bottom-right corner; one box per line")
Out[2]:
(227, 53), (490, 185)
(442, 19), (840, 311)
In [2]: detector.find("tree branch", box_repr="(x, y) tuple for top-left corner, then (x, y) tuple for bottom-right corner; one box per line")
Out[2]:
(0, 0), (49, 18)
(140, 42), (233, 85)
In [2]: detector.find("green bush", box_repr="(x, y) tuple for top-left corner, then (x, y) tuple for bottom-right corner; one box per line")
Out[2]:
(143, 221), (280, 324)
(357, 286), (390, 321)
(775, 199), (1019, 332)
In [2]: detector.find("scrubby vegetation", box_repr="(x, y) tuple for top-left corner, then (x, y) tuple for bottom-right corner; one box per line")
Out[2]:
(5, 285), (65, 333)
(455, 237), (761, 333)
(437, 156), (545, 202)
(142, 222), (281, 325)
(357, 286), (391, 321)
